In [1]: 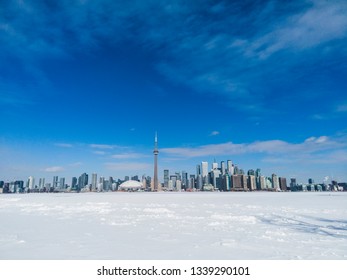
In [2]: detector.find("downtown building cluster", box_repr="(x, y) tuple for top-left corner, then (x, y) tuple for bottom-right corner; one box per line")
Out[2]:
(0, 159), (346, 194)
(163, 160), (346, 192)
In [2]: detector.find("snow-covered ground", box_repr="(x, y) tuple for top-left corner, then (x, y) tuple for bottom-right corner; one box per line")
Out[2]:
(0, 192), (346, 260)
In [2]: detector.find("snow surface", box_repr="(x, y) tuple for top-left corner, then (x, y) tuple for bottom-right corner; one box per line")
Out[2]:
(0, 192), (346, 260)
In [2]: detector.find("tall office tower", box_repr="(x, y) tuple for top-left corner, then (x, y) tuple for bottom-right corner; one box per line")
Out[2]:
(131, 175), (139, 181)
(39, 178), (45, 189)
(28, 176), (35, 190)
(247, 175), (256, 191)
(211, 169), (221, 188)
(272, 174), (279, 190)
(59, 177), (65, 189)
(241, 174), (248, 191)
(196, 174), (203, 190)
(227, 160), (233, 174)
(201, 161), (209, 185)
(201, 161), (208, 177)
(91, 173), (97, 191)
(196, 164), (201, 177)
(212, 161), (218, 170)
(164, 169), (169, 189)
(290, 178), (297, 189)
(190, 175), (196, 189)
(220, 161), (226, 175)
(308, 178), (314, 184)
(53, 176), (59, 189)
(153, 132), (159, 191)
(182, 171), (188, 188)
(99, 176), (105, 191)
(142, 176), (147, 190)
(176, 180), (182, 191)
(260, 176), (266, 190)
(78, 173), (88, 190)
(255, 168), (261, 190)
(222, 174), (230, 191)
(234, 165), (239, 175)
(279, 177), (287, 191)
(247, 169), (255, 176)
(231, 175), (242, 190)
(170, 175), (177, 190)
(71, 177), (77, 189)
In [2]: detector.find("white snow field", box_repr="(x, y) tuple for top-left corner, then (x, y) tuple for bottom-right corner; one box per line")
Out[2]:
(0, 192), (346, 260)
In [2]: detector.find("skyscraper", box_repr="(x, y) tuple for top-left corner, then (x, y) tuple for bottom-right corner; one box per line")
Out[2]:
(153, 132), (159, 191)
(164, 169), (169, 189)
(201, 161), (209, 185)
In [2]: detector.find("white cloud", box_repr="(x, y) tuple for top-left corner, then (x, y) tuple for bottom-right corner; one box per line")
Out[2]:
(90, 144), (118, 149)
(161, 135), (346, 158)
(43, 166), (64, 172)
(55, 143), (73, 148)
(336, 103), (347, 112)
(93, 151), (107, 155)
(209, 131), (220, 136)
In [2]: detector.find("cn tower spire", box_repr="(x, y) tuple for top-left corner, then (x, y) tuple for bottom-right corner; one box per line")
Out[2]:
(153, 132), (159, 191)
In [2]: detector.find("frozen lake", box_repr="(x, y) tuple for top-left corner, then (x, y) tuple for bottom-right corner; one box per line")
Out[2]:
(0, 192), (346, 259)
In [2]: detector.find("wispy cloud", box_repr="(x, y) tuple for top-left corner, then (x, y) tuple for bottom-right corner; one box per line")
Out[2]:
(336, 103), (347, 113)
(161, 135), (347, 160)
(89, 144), (119, 150)
(43, 166), (64, 172)
(209, 131), (220, 136)
(55, 143), (73, 148)
(2, 0), (346, 113)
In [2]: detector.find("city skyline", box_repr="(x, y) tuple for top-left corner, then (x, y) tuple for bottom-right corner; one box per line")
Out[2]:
(1, 1), (347, 183)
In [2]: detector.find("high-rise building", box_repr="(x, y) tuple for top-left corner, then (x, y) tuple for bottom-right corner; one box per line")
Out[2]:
(59, 177), (65, 189)
(170, 175), (177, 190)
(163, 169), (169, 189)
(182, 171), (188, 188)
(189, 174), (196, 189)
(247, 175), (256, 191)
(247, 169), (255, 176)
(212, 161), (218, 170)
(78, 173), (88, 190)
(290, 178), (297, 189)
(53, 176), (59, 189)
(272, 174), (279, 190)
(176, 180), (182, 191)
(92, 173), (97, 191)
(28, 176), (35, 190)
(153, 132), (160, 191)
(231, 175), (243, 190)
(71, 177), (77, 189)
(210, 169), (221, 188)
(39, 178), (45, 190)
(227, 160), (234, 175)
(99, 176), (105, 191)
(196, 164), (201, 177)
(201, 161), (208, 184)
(220, 161), (226, 175)
(279, 177), (287, 191)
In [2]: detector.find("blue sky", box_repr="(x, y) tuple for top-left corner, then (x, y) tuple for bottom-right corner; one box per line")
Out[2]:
(1, 0), (347, 184)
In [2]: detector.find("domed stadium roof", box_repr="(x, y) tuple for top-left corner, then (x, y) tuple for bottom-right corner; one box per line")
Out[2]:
(119, 180), (143, 190)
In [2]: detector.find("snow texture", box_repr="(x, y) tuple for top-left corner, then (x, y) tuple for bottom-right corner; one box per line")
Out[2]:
(0, 192), (346, 260)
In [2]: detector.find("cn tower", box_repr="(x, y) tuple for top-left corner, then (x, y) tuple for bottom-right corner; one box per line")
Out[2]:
(153, 132), (159, 191)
